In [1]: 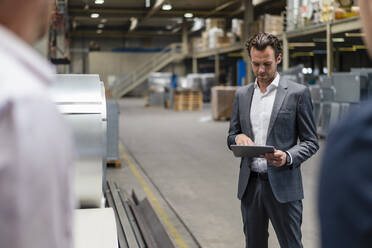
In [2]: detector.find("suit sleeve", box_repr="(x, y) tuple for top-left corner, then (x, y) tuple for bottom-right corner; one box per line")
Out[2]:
(287, 87), (319, 168)
(227, 91), (241, 149)
(319, 103), (372, 247)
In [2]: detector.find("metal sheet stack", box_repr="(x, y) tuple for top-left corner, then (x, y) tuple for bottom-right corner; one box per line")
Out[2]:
(310, 71), (372, 137)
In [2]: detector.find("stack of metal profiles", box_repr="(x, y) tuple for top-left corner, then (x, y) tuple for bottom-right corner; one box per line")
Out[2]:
(200, 73), (216, 102)
(351, 68), (372, 99)
(316, 72), (370, 137)
(106, 100), (119, 162)
(309, 84), (322, 128)
(51, 74), (118, 248)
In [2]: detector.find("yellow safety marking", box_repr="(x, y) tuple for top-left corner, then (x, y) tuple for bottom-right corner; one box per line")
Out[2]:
(119, 144), (189, 248)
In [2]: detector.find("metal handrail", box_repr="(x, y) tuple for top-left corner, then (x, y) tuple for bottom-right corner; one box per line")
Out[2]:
(110, 43), (184, 98)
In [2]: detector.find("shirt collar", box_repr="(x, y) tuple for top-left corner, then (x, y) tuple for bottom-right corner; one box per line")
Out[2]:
(254, 73), (280, 91)
(0, 25), (55, 85)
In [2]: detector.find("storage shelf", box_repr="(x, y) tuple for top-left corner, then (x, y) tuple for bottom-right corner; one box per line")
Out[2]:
(190, 42), (243, 59)
(281, 17), (361, 39)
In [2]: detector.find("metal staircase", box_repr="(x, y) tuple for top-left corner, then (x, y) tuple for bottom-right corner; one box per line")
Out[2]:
(110, 43), (185, 98)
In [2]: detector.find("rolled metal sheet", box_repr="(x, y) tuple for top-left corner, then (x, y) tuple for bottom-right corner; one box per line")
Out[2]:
(74, 208), (118, 248)
(51, 74), (104, 104)
(52, 74), (107, 208)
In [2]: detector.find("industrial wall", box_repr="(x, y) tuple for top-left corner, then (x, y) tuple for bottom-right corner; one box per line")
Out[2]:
(88, 51), (186, 83)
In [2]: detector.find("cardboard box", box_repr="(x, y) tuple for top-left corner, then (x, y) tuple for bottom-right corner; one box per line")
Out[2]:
(206, 18), (226, 31)
(211, 86), (239, 120)
(216, 35), (231, 48)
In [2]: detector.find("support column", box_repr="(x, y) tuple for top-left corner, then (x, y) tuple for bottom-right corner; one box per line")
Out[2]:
(215, 53), (220, 78)
(182, 22), (189, 55)
(282, 33), (289, 70)
(326, 23), (333, 76)
(192, 56), (197, 73)
(243, 0), (254, 84)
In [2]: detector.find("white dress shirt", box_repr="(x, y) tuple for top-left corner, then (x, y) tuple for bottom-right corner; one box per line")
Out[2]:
(0, 25), (74, 248)
(250, 74), (280, 172)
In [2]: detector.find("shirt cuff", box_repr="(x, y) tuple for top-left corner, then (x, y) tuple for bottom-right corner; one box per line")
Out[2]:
(286, 151), (293, 165)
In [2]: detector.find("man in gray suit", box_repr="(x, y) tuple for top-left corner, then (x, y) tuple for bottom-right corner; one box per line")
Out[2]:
(227, 33), (319, 248)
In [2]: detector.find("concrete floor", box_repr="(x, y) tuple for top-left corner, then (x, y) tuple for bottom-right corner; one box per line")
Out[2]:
(107, 98), (324, 248)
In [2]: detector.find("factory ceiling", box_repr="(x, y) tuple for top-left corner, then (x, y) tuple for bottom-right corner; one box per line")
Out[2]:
(67, 0), (285, 38)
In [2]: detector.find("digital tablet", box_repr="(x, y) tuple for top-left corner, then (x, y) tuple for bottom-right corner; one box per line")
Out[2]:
(230, 145), (275, 158)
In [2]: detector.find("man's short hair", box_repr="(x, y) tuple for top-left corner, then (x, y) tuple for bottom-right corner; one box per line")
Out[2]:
(245, 33), (282, 58)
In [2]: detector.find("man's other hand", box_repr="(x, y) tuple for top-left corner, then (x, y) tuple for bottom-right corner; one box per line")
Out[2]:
(264, 149), (286, 167)
(235, 134), (255, 146)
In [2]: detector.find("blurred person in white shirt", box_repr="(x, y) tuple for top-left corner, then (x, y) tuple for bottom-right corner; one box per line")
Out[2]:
(0, 0), (75, 248)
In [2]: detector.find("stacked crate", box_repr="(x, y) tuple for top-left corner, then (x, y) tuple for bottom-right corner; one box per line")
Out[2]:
(173, 89), (203, 111)
(211, 86), (239, 120)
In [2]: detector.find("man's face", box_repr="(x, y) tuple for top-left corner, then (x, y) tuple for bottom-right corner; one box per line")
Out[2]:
(250, 46), (282, 85)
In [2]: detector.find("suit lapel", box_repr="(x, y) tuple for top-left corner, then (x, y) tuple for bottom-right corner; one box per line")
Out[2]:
(267, 78), (288, 138)
(245, 84), (255, 131)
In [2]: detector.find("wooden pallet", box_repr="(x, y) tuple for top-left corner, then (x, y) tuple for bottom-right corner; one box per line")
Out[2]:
(173, 89), (203, 111)
(107, 160), (121, 168)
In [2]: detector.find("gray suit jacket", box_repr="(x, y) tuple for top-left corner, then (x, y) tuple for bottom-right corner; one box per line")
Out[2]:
(227, 78), (319, 203)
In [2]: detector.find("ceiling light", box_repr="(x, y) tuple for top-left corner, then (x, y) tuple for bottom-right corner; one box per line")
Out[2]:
(166, 25), (172, 30)
(95, 0), (104, 4)
(98, 24), (104, 28)
(288, 42), (316, 47)
(96, 29), (103, 34)
(130, 17), (138, 31)
(184, 13), (193, 18)
(162, 3), (172, 10)
(313, 38), (345, 43)
(145, 0), (150, 8)
(345, 32), (365, 37)
(101, 18), (107, 23)
(91, 13), (100, 18)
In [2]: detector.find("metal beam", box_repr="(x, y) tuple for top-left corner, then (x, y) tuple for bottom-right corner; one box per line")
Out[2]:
(215, 53), (220, 78)
(229, 4), (245, 16)
(130, 0), (165, 32)
(144, 0), (165, 21)
(192, 57), (198, 73)
(205, 0), (241, 17)
(244, 0), (254, 84)
(69, 8), (239, 18)
(326, 23), (333, 76)
(71, 30), (181, 38)
(282, 32), (289, 70)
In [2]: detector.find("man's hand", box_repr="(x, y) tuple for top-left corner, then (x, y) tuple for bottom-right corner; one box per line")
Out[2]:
(235, 134), (255, 146)
(264, 149), (287, 167)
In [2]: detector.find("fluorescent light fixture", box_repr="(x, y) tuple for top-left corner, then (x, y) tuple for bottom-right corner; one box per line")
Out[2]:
(302, 68), (313, 74)
(145, 0), (150, 8)
(130, 17), (138, 31)
(184, 13), (193, 18)
(91, 13), (100, 18)
(162, 3), (172, 10)
(313, 38), (345, 43)
(95, 0), (104, 4)
(288, 42), (316, 47)
(345, 32), (365, 37)
(98, 24), (104, 28)
(96, 29), (103, 34)
(101, 18), (107, 23)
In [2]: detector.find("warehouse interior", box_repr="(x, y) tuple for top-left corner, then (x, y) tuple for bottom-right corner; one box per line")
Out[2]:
(30, 0), (372, 247)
